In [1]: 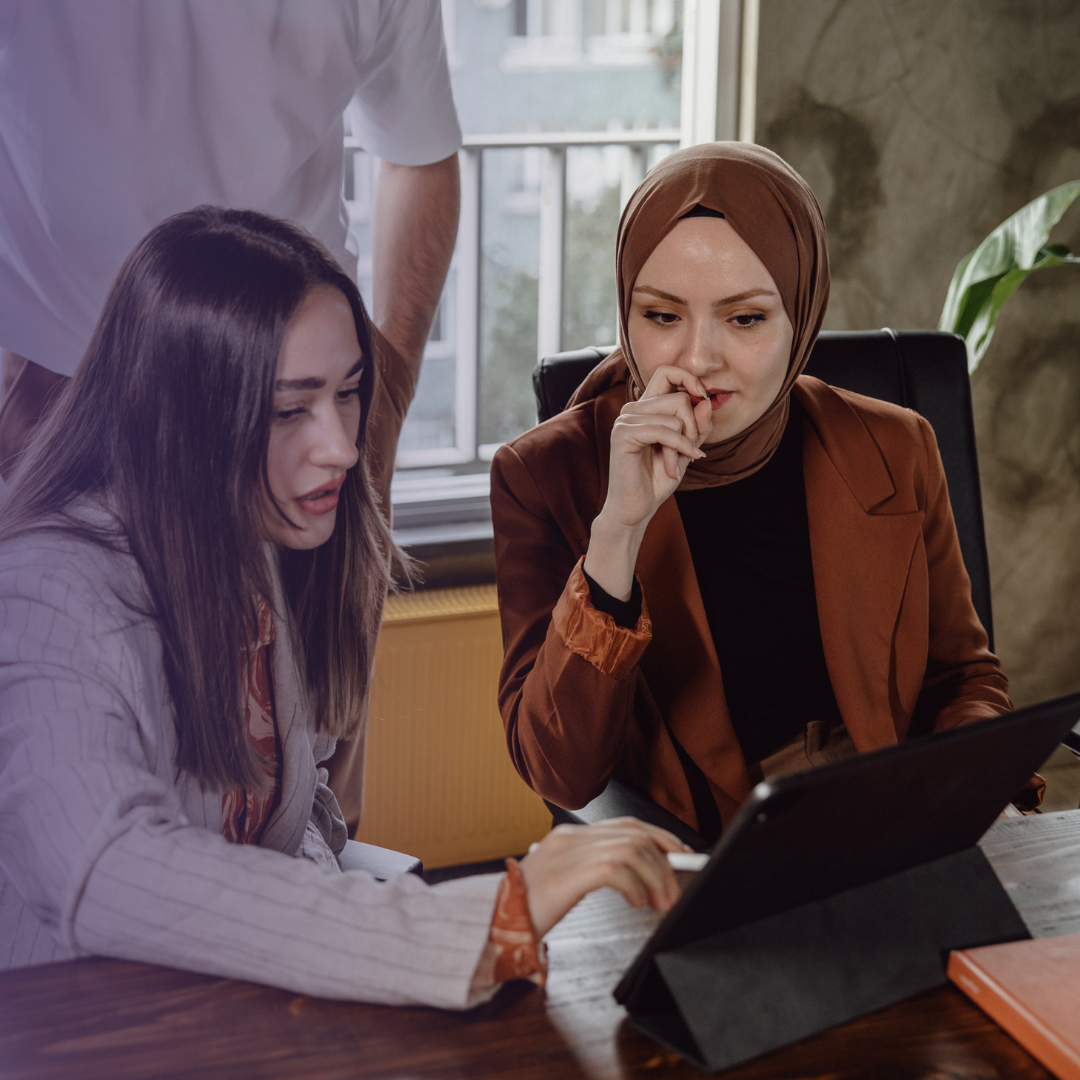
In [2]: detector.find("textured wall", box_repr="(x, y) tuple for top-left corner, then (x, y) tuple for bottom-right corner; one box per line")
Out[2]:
(756, 0), (1080, 706)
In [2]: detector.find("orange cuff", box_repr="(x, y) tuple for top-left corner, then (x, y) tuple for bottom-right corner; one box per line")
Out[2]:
(551, 559), (652, 680)
(489, 859), (547, 987)
(1012, 773), (1046, 814)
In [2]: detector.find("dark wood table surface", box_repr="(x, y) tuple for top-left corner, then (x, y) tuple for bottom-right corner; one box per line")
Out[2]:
(2, 811), (1079, 1080)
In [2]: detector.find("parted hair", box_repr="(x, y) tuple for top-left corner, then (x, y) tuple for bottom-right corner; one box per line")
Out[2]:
(0, 206), (396, 790)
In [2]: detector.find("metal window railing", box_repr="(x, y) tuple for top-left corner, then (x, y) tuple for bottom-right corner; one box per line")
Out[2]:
(347, 130), (679, 474)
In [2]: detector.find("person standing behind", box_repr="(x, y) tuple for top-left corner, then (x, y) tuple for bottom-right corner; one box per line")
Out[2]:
(0, 0), (460, 504)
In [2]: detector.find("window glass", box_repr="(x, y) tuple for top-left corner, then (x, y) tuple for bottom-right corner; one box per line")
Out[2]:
(345, 0), (682, 470)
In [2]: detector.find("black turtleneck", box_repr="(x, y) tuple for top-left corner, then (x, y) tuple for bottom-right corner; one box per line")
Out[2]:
(675, 398), (842, 763)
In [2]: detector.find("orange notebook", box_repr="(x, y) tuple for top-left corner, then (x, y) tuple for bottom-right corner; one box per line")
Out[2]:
(948, 934), (1080, 1079)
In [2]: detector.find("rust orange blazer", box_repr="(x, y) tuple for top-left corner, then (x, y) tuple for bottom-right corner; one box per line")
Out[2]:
(490, 373), (1012, 833)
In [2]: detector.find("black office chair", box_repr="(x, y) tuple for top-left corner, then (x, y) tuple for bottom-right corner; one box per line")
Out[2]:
(531, 329), (999, 845)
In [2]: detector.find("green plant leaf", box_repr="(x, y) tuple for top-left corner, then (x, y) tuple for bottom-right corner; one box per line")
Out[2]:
(938, 180), (1080, 373)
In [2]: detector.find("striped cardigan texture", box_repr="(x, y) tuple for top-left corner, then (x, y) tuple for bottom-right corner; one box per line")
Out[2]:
(0, 502), (503, 1008)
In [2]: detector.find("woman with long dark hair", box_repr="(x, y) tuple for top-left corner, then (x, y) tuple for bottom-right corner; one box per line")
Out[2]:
(491, 143), (1016, 842)
(0, 207), (684, 1007)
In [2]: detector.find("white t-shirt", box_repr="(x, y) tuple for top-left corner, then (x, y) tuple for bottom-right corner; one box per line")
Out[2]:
(0, 0), (462, 376)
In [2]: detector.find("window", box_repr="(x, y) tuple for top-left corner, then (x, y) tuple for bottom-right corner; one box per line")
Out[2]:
(342, 0), (755, 548)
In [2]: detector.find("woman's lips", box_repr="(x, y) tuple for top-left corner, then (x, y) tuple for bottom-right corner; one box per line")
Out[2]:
(688, 390), (734, 411)
(295, 474), (346, 515)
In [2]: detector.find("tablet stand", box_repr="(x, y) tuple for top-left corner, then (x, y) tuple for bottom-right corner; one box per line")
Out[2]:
(621, 845), (1029, 1074)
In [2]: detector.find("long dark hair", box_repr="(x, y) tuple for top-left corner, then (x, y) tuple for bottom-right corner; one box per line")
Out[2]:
(0, 207), (397, 790)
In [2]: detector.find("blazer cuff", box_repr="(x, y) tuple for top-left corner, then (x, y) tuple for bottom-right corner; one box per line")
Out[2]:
(552, 559), (652, 679)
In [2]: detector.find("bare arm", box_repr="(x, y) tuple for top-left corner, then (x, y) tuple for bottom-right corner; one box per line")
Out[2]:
(371, 153), (461, 378)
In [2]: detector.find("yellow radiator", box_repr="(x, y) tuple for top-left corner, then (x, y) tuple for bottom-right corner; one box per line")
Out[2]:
(354, 584), (552, 869)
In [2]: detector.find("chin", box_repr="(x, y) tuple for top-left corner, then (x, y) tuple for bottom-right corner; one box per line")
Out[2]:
(709, 406), (766, 443)
(270, 515), (337, 551)
(283, 534), (330, 551)
(290, 527), (335, 550)
(706, 421), (739, 444)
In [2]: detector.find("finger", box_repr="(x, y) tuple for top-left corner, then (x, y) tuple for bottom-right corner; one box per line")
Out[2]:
(630, 834), (682, 908)
(610, 839), (679, 911)
(669, 394), (705, 447)
(646, 830), (693, 856)
(621, 393), (706, 446)
(614, 410), (686, 437)
(618, 819), (695, 855)
(693, 396), (712, 440)
(600, 821), (689, 904)
(641, 365), (709, 402)
(582, 857), (660, 912)
(661, 445), (682, 481)
(536, 827), (681, 913)
(621, 420), (702, 464)
(586, 824), (682, 908)
(613, 421), (705, 462)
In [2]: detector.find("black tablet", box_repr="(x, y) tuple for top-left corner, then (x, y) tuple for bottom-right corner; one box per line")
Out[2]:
(616, 691), (1080, 1005)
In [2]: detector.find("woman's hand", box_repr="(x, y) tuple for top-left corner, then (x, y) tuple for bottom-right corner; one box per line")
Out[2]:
(608, 366), (713, 523)
(583, 367), (711, 600)
(518, 817), (689, 938)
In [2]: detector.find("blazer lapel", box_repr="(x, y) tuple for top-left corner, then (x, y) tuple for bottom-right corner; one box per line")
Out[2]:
(795, 378), (924, 751)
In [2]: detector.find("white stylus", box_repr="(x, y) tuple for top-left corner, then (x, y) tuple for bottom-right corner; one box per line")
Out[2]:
(667, 852), (709, 872)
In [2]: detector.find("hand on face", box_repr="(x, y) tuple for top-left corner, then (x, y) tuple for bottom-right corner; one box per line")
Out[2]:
(518, 817), (689, 938)
(262, 286), (364, 550)
(602, 366), (712, 531)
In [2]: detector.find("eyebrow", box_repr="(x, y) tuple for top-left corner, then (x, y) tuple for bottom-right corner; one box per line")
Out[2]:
(632, 285), (778, 306)
(274, 355), (364, 392)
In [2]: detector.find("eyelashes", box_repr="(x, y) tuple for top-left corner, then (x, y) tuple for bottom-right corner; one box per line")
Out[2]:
(640, 309), (767, 328)
(273, 386), (362, 422)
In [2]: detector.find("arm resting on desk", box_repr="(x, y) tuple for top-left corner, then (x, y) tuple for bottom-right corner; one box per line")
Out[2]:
(0, 549), (504, 1010)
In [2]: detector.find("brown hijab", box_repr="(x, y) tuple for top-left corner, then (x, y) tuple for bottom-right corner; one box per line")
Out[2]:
(568, 141), (830, 488)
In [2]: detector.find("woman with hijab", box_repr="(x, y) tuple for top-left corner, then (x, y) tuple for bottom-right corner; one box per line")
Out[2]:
(490, 143), (1012, 842)
(0, 206), (687, 1006)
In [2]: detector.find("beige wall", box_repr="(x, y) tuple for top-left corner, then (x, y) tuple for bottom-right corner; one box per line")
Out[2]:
(757, 0), (1080, 706)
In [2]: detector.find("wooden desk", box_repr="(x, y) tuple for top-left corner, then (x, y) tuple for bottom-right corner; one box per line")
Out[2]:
(2, 811), (1079, 1080)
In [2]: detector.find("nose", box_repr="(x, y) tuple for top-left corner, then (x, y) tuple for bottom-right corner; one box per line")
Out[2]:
(309, 401), (360, 472)
(681, 314), (725, 379)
